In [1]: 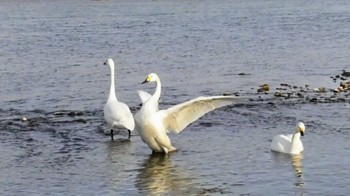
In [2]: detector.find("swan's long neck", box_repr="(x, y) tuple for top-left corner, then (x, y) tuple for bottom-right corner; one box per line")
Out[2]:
(151, 77), (161, 102)
(290, 132), (301, 154)
(108, 64), (117, 101)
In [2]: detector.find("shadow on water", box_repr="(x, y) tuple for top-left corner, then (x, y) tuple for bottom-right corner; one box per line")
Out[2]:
(106, 139), (132, 154)
(135, 153), (200, 195)
(271, 151), (305, 188)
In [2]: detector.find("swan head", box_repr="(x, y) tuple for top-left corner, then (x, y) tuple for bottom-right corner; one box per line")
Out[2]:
(103, 58), (114, 68)
(295, 122), (305, 136)
(141, 73), (159, 84)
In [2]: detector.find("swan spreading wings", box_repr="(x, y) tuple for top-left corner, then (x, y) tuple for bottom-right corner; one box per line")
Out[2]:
(135, 73), (246, 153)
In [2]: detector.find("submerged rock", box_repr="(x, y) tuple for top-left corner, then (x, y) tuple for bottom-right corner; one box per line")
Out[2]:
(310, 98), (318, 103)
(341, 70), (350, 77)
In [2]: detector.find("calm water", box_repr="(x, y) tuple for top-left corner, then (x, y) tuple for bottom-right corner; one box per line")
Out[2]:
(0, 0), (350, 195)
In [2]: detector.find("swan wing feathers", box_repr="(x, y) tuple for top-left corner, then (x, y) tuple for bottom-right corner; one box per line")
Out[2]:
(114, 102), (135, 130)
(161, 96), (243, 134)
(270, 134), (292, 153)
(137, 90), (152, 104)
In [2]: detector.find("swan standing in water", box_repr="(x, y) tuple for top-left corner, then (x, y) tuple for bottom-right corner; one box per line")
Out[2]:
(135, 73), (245, 154)
(103, 58), (135, 140)
(270, 122), (305, 155)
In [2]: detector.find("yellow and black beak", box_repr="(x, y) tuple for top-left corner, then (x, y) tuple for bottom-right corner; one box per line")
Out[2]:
(300, 129), (304, 136)
(141, 75), (151, 84)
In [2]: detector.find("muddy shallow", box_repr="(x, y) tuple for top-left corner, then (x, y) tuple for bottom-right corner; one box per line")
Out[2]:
(1, 0), (350, 195)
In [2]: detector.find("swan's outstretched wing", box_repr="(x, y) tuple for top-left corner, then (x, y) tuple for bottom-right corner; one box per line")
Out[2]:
(160, 96), (246, 134)
(137, 90), (152, 104)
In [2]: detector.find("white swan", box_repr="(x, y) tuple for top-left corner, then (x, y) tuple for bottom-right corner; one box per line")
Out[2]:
(135, 73), (246, 153)
(103, 58), (135, 140)
(270, 122), (305, 155)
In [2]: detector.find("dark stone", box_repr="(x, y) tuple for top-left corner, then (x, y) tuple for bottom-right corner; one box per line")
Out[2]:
(297, 93), (304, 98)
(341, 70), (350, 77)
(310, 98), (318, 103)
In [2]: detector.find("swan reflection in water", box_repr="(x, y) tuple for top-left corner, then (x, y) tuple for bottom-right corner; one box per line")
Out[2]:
(271, 152), (305, 187)
(291, 154), (304, 187)
(136, 153), (197, 195)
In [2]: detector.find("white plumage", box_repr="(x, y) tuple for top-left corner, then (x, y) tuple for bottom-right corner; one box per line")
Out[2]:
(135, 73), (245, 153)
(103, 58), (135, 140)
(270, 122), (305, 155)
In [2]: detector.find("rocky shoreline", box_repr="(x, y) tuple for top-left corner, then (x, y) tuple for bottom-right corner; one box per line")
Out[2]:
(229, 70), (350, 104)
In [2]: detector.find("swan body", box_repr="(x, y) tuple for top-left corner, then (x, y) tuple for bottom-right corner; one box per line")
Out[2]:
(135, 73), (245, 153)
(270, 122), (305, 155)
(103, 58), (135, 140)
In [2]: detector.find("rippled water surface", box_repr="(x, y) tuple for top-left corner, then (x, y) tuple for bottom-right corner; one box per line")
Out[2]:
(1, 0), (350, 195)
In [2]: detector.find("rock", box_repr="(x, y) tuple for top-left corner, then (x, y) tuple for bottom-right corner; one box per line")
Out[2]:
(337, 97), (346, 102)
(222, 92), (232, 96)
(276, 87), (287, 91)
(313, 87), (327, 93)
(340, 81), (350, 88)
(333, 88), (341, 93)
(310, 98), (318, 103)
(274, 92), (285, 97)
(341, 70), (350, 77)
(257, 84), (269, 93)
(296, 93), (304, 98)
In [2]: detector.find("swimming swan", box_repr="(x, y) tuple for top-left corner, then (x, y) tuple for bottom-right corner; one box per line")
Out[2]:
(135, 73), (245, 153)
(103, 58), (135, 140)
(270, 122), (305, 155)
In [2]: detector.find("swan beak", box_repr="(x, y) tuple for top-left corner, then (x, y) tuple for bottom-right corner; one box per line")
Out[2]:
(141, 79), (148, 84)
(300, 129), (304, 136)
(141, 76), (151, 84)
(103, 61), (107, 65)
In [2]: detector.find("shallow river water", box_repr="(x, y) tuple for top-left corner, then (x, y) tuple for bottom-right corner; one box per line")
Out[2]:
(0, 0), (349, 195)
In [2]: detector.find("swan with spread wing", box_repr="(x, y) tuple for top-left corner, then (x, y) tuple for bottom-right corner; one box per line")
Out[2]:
(135, 73), (245, 153)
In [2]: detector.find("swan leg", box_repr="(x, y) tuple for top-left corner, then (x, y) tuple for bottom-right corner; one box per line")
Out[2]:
(128, 130), (131, 139)
(110, 129), (114, 140)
